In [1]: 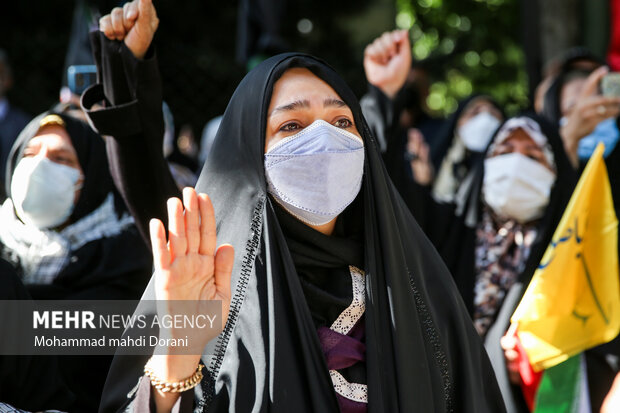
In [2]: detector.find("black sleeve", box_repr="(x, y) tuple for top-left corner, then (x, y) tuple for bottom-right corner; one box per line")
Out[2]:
(360, 84), (441, 229)
(0, 262), (75, 412)
(360, 84), (399, 156)
(82, 31), (180, 245)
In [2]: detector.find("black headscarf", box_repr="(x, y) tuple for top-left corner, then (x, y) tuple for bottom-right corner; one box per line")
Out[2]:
(429, 113), (577, 315)
(2, 111), (151, 301)
(429, 94), (503, 171)
(2, 113), (152, 411)
(101, 54), (504, 412)
(541, 69), (593, 126)
(6, 111), (115, 222)
(539, 57), (620, 227)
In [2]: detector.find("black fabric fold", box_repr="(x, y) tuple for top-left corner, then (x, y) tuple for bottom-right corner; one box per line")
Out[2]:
(83, 32), (179, 245)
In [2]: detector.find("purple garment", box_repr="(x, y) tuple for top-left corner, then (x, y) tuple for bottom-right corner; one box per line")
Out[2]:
(317, 320), (367, 413)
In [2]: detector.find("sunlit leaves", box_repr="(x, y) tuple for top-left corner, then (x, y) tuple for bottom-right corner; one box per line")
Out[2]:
(395, 0), (528, 116)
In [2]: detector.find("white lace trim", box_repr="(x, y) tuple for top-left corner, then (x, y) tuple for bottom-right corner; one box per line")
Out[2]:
(330, 266), (365, 335)
(328, 266), (368, 403)
(330, 370), (368, 404)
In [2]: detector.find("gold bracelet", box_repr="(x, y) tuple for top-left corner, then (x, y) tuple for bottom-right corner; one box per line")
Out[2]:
(144, 358), (204, 393)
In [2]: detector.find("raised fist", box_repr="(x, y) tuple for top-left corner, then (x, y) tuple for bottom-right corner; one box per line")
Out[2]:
(99, 0), (159, 59)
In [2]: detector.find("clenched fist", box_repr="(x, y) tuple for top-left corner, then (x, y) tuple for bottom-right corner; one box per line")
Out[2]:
(363, 30), (412, 99)
(99, 0), (159, 59)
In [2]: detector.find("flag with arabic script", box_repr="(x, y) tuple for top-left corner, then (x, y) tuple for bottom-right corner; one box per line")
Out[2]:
(511, 143), (620, 372)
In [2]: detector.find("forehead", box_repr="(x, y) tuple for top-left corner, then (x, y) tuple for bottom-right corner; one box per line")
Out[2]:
(561, 77), (586, 102)
(27, 125), (74, 149)
(462, 97), (495, 114)
(268, 68), (343, 110)
(498, 128), (540, 147)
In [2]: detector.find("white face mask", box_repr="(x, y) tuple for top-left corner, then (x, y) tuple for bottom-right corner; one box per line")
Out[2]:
(458, 111), (501, 152)
(265, 120), (364, 226)
(11, 156), (82, 229)
(482, 153), (556, 223)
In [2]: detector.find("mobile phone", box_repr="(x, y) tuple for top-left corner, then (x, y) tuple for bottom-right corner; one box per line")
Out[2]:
(67, 65), (97, 95)
(601, 72), (620, 98)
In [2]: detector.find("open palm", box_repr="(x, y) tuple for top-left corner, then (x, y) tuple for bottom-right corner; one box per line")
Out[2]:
(150, 188), (233, 340)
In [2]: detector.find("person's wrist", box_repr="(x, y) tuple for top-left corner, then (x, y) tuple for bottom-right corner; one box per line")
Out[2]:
(149, 354), (202, 383)
(560, 124), (580, 151)
(560, 125), (580, 168)
(126, 42), (148, 60)
(378, 83), (400, 100)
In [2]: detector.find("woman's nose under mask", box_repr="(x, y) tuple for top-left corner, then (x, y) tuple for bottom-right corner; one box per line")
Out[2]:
(264, 119), (365, 226)
(483, 152), (556, 224)
(11, 156), (82, 229)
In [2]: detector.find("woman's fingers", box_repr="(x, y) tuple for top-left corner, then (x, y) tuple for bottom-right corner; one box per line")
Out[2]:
(99, 15), (114, 40)
(580, 66), (609, 98)
(167, 197), (187, 261)
(123, 0), (139, 21)
(214, 244), (234, 302)
(198, 194), (217, 257)
(183, 188), (200, 254)
(408, 128), (423, 155)
(110, 7), (126, 40)
(419, 139), (430, 163)
(149, 218), (171, 271)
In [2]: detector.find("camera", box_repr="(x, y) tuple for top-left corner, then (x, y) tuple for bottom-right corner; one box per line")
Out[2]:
(601, 72), (620, 98)
(67, 65), (97, 95)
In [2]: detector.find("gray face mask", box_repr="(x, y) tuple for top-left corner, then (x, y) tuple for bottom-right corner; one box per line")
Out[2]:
(264, 120), (364, 226)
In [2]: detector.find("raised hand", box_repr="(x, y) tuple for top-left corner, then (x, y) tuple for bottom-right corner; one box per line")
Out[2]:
(499, 332), (522, 385)
(98, 0), (159, 59)
(363, 30), (412, 99)
(147, 188), (233, 408)
(150, 187), (233, 326)
(560, 66), (620, 167)
(406, 128), (434, 186)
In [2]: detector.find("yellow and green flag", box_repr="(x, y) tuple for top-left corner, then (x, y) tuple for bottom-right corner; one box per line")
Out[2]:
(511, 143), (620, 372)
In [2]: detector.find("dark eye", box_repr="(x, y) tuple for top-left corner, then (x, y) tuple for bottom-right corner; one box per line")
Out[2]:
(334, 118), (352, 129)
(528, 154), (543, 163)
(279, 122), (302, 132)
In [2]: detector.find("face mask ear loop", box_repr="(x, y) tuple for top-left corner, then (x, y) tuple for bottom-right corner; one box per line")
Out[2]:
(75, 174), (85, 191)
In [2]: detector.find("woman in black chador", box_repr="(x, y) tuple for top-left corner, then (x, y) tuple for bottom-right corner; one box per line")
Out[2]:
(85, 1), (505, 412)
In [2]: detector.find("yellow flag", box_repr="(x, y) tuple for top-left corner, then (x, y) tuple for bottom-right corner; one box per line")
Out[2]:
(511, 143), (620, 372)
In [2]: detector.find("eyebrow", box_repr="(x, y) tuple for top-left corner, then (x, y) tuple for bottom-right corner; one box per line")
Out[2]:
(25, 142), (75, 154)
(269, 98), (348, 116)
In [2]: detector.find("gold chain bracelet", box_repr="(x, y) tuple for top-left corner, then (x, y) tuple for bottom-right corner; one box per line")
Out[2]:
(144, 358), (204, 393)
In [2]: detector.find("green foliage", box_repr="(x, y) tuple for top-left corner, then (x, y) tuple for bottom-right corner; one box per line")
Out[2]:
(395, 0), (529, 115)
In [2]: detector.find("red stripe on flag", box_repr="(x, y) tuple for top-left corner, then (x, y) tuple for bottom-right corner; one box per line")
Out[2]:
(514, 328), (543, 410)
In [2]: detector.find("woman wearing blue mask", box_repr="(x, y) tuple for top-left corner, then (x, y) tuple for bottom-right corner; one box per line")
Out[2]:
(84, 1), (506, 412)
(541, 62), (620, 219)
(540, 60), (620, 413)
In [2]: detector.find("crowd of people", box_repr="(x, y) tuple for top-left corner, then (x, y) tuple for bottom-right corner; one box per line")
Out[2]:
(0, 0), (619, 412)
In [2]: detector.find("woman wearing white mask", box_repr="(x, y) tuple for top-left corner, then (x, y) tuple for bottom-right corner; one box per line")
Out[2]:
(425, 115), (574, 338)
(360, 32), (504, 222)
(429, 95), (504, 203)
(83, 1), (506, 412)
(421, 114), (580, 412)
(0, 112), (153, 412)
